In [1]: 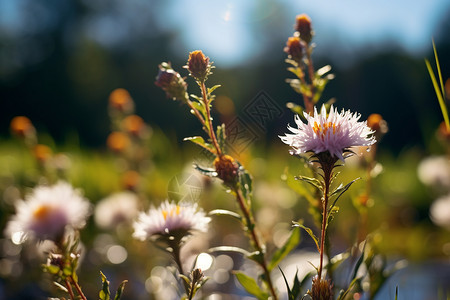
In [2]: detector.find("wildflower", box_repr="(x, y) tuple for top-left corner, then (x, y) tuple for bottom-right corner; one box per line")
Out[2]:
(185, 50), (211, 82)
(295, 14), (313, 44)
(155, 62), (189, 102)
(214, 155), (239, 185)
(279, 105), (376, 161)
(123, 115), (145, 136)
(107, 132), (130, 153)
(121, 170), (141, 191)
(109, 88), (134, 113)
(133, 200), (210, 242)
(94, 192), (139, 230)
(5, 182), (91, 244)
(33, 144), (52, 163)
(284, 36), (305, 64)
(10, 116), (35, 138)
(430, 194), (450, 229)
(417, 156), (450, 189)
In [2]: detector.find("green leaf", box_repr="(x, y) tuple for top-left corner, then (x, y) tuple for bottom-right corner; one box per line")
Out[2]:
(268, 227), (301, 271)
(183, 136), (215, 153)
(425, 54), (450, 130)
(113, 280), (128, 300)
(278, 267), (293, 300)
(292, 221), (320, 252)
(295, 175), (323, 193)
(53, 281), (68, 293)
(328, 178), (360, 215)
(99, 271), (111, 300)
(208, 84), (221, 95)
(209, 209), (242, 221)
(238, 165), (253, 204)
(233, 271), (270, 300)
(193, 164), (217, 177)
(216, 124), (227, 152)
(208, 246), (252, 257)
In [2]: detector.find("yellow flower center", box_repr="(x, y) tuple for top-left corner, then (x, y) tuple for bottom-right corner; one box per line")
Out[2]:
(162, 205), (181, 220)
(33, 205), (52, 220)
(313, 121), (337, 137)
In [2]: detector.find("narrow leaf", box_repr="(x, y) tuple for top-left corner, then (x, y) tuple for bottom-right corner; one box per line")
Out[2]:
(425, 59), (450, 130)
(328, 178), (360, 215)
(208, 246), (251, 257)
(208, 85), (221, 94)
(432, 39), (445, 101)
(113, 280), (128, 300)
(99, 271), (111, 300)
(233, 271), (270, 300)
(278, 267), (293, 300)
(292, 221), (320, 252)
(209, 209), (242, 221)
(295, 175), (323, 193)
(183, 136), (215, 154)
(268, 227), (301, 271)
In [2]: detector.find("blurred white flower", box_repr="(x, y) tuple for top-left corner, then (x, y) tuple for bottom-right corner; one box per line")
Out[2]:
(94, 192), (139, 229)
(417, 156), (450, 189)
(5, 181), (91, 244)
(280, 105), (375, 161)
(430, 194), (450, 229)
(133, 200), (210, 241)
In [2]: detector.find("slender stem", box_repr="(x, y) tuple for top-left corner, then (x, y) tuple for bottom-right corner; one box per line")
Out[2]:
(200, 81), (222, 156)
(169, 241), (190, 295)
(65, 279), (76, 300)
(186, 99), (208, 130)
(233, 187), (278, 300)
(306, 48), (316, 101)
(297, 66), (314, 114)
(318, 165), (331, 281)
(69, 276), (87, 300)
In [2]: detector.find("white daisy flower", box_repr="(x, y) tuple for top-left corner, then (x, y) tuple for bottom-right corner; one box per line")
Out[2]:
(280, 105), (376, 161)
(5, 181), (91, 244)
(417, 156), (450, 189)
(94, 192), (140, 229)
(133, 200), (210, 241)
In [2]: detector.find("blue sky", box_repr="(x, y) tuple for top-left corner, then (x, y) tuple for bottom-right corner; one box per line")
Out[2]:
(156, 0), (450, 66)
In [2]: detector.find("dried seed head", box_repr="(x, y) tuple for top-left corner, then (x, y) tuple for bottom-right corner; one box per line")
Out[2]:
(295, 14), (313, 44)
(214, 155), (239, 185)
(309, 276), (334, 300)
(284, 36), (305, 63)
(185, 50), (211, 82)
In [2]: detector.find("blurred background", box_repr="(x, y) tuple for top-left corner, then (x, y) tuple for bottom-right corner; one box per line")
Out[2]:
(1, 0), (450, 299)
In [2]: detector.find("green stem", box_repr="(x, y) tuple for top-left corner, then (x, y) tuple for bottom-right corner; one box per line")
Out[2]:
(200, 81), (222, 156)
(306, 47), (316, 102)
(233, 187), (278, 300)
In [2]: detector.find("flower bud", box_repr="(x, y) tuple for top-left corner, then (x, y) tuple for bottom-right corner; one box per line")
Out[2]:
(295, 14), (313, 44)
(122, 170), (140, 191)
(155, 63), (188, 102)
(123, 115), (145, 136)
(33, 144), (52, 163)
(214, 155), (239, 185)
(367, 113), (388, 141)
(107, 132), (130, 153)
(185, 50), (211, 82)
(10, 116), (35, 138)
(438, 121), (450, 141)
(109, 88), (134, 113)
(284, 36), (305, 63)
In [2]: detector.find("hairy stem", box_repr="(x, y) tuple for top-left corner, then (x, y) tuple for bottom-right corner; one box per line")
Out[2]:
(200, 81), (222, 156)
(233, 187), (278, 300)
(318, 161), (332, 280)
